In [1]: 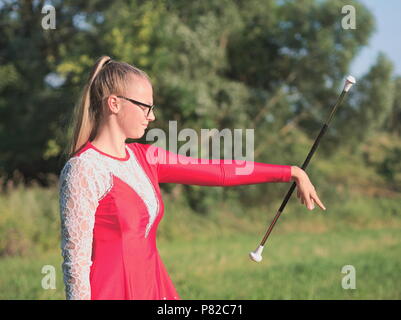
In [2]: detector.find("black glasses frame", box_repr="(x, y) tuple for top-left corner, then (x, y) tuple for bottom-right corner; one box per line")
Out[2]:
(117, 96), (155, 117)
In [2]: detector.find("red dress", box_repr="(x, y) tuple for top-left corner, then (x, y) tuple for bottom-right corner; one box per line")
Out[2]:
(58, 140), (292, 300)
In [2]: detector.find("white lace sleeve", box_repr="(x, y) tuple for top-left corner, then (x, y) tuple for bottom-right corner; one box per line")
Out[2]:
(59, 157), (102, 300)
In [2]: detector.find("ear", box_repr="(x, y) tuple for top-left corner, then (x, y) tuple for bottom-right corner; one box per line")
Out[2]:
(106, 95), (120, 113)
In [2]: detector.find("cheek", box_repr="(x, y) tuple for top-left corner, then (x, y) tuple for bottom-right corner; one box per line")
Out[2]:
(119, 109), (143, 131)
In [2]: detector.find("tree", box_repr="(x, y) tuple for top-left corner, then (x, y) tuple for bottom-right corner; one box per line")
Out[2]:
(0, 0), (112, 186)
(1, 0), (395, 211)
(383, 76), (401, 136)
(334, 53), (395, 153)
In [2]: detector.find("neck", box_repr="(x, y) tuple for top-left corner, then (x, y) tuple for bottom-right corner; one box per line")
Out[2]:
(91, 121), (127, 158)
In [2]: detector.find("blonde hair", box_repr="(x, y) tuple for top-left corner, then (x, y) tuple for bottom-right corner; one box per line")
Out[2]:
(63, 55), (150, 160)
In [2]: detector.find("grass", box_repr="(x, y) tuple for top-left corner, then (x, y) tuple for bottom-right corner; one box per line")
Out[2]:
(0, 174), (400, 299)
(0, 222), (400, 299)
(160, 228), (401, 299)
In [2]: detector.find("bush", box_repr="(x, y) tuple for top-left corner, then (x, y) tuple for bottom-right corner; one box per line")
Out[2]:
(0, 182), (60, 257)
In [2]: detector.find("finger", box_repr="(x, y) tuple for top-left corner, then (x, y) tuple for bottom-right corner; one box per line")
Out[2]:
(306, 195), (314, 210)
(312, 193), (326, 211)
(302, 197), (312, 210)
(304, 193), (315, 210)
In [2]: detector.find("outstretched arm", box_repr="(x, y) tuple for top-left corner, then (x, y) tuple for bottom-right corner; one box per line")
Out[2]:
(146, 145), (292, 186)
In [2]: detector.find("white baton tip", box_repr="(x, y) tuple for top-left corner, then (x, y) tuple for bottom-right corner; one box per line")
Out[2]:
(249, 245), (264, 262)
(344, 75), (356, 92)
(346, 75), (356, 84)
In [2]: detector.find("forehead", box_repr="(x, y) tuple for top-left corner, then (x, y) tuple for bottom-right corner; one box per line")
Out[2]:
(125, 75), (153, 102)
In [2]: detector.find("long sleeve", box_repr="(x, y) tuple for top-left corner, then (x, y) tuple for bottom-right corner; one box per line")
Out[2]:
(58, 157), (100, 300)
(144, 145), (292, 185)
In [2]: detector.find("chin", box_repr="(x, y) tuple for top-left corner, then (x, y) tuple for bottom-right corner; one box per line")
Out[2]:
(127, 127), (146, 140)
(135, 131), (146, 139)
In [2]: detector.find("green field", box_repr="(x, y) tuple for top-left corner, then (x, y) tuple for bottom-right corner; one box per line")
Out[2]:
(0, 193), (400, 300)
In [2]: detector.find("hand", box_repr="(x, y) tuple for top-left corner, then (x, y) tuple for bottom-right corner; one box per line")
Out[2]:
(290, 166), (326, 211)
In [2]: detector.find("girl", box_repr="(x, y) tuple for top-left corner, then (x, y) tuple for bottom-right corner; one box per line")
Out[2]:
(58, 56), (326, 300)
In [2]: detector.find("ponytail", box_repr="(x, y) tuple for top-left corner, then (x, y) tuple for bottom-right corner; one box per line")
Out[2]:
(63, 56), (110, 160)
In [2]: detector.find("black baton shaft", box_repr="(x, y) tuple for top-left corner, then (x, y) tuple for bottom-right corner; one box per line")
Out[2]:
(260, 90), (349, 246)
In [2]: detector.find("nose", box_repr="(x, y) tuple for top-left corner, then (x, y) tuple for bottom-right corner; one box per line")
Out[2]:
(146, 109), (156, 122)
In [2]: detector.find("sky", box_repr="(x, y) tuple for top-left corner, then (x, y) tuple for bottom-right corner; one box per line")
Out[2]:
(350, 0), (401, 78)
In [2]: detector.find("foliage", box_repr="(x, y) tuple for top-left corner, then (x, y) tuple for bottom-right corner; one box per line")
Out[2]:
(0, 0), (399, 212)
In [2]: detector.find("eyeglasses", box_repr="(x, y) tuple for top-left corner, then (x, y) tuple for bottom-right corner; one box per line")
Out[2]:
(117, 96), (155, 117)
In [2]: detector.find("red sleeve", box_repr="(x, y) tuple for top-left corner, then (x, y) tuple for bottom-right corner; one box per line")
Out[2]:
(143, 144), (292, 186)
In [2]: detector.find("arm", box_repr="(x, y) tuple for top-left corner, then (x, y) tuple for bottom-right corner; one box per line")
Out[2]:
(59, 157), (99, 300)
(145, 145), (292, 186)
